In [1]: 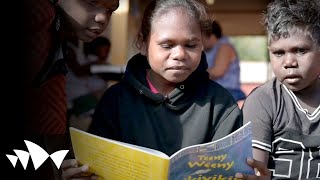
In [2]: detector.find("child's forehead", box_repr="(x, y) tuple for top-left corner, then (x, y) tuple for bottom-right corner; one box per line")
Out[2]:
(269, 27), (314, 43)
(152, 7), (197, 25)
(151, 12), (200, 32)
(268, 33), (316, 50)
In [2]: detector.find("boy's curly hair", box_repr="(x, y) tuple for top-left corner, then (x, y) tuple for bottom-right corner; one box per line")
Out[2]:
(264, 0), (320, 45)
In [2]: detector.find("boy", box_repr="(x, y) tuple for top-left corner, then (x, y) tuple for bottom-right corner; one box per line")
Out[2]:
(242, 0), (320, 179)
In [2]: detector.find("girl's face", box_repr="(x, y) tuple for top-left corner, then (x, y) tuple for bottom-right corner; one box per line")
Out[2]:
(58, 0), (119, 42)
(144, 8), (203, 84)
(269, 31), (320, 91)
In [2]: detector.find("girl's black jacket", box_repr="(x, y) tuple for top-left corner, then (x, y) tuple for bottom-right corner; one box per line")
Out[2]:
(89, 53), (242, 156)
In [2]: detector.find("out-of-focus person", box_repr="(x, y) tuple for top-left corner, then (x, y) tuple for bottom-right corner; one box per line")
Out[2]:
(203, 21), (246, 102)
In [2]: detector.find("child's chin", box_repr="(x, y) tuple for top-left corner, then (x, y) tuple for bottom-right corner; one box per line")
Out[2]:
(167, 77), (188, 84)
(283, 83), (305, 92)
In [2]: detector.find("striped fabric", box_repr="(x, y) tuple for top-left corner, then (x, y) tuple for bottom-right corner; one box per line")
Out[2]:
(26, 75), (67, 134)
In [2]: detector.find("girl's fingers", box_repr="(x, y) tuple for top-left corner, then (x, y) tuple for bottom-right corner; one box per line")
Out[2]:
(61, 159), (79, 170)
(62, 165), (89, 180)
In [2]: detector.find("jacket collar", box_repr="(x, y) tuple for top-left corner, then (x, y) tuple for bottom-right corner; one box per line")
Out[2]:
(123, 53), (209, 104)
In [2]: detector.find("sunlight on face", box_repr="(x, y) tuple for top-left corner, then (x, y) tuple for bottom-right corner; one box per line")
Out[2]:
(145, 8), (203, 84)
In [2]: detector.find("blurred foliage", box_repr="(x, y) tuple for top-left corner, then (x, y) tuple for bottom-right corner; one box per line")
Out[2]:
(230, 36), (269, 62)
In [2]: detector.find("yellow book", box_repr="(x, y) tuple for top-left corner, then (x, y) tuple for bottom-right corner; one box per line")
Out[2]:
(69, 122), (253, 180)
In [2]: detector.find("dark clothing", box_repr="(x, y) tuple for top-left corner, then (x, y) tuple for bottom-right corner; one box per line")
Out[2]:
(8, 1), (70, 179)
(243, 78), (320, 179)
(89, 53), (243, 156)
(25, 0), (67, 134)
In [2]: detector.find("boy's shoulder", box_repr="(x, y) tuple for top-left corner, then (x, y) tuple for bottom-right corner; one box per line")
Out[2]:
(243, 78), (287, 113)
(246, 77), (281, 99)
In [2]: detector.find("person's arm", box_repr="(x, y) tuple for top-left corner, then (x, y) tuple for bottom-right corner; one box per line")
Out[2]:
(240, 84), (274, 180)
(207, 86), (243, 141)
(253, 148), (269, 166)
(235, 158), (271, 180)
(234, 142), (271, 180)
(207, 44), (235, 80)
(251, 148), (270, 177)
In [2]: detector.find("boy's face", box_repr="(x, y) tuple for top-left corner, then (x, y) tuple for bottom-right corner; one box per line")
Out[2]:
(269, 32), (320, 91)
(58, 0), (119, 42)
(144, 9), (203, 84)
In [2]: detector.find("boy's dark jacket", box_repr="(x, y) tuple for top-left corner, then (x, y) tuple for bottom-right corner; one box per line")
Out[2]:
(89, 53), (242, 156)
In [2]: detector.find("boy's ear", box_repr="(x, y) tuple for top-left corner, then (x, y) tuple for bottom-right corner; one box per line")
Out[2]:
(140, 42), (147, 56)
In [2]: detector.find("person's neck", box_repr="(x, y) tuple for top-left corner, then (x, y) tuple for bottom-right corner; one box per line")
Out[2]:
(147, 69), (176, 96)
(293, 78), (320, 113)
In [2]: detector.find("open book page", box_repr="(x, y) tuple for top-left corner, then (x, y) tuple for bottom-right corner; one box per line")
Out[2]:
(168, 122), (254, 180)
(70, 127), (170, 180)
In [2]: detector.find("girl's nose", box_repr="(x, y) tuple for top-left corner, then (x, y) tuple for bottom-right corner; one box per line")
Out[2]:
(172, 46), (187, 61)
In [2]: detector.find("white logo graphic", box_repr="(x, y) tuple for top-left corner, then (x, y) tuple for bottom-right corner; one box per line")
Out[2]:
(6, 140), (69, 170)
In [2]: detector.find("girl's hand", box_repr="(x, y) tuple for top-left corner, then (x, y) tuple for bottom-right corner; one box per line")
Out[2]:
(61, 159), (97, 180)
(235, 158), (271, 180)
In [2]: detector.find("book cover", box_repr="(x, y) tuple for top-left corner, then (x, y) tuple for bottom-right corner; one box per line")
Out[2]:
(70, 122), (253, 180)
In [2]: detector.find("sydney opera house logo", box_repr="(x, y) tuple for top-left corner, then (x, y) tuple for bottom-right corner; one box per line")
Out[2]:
(6, 140), (69, 170)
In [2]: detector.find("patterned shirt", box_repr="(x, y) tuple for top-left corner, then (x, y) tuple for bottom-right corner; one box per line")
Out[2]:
(243, 78), (320, 179)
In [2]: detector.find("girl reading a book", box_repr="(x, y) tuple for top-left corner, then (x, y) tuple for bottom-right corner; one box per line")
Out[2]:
(61, 0), (252, 179)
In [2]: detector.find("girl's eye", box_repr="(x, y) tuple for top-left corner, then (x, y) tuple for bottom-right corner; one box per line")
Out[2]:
(161, 44), (173, 49)
(186, 44), (197, 48)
